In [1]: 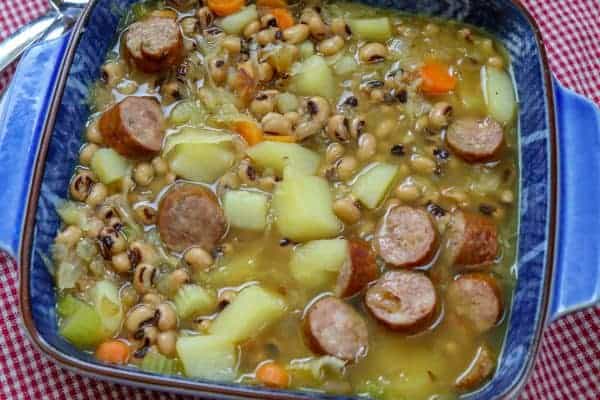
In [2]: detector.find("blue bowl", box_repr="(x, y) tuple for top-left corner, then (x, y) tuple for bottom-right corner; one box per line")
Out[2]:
(1, 0), (599, 398)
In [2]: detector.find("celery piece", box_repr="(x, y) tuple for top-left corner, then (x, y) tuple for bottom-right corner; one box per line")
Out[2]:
(173, 284), (218, 319)
(348, 18), (392, 41)
(223, 190), (269, 231)
(56, 262), (83, 290)
(141, 350), (178, 375)
(246, 141), (320, 176)
(89, 280), (123, 337)
(177, 335), (237, 380)
(220, 5), (258, 34)
(351, 163), (399, 209)
(56, 201), (87, 227)
(90, 148), (131, 184)
(58, 297), (105, 348)
(57, 295), (83, 318)
(209, 285), (286, 343)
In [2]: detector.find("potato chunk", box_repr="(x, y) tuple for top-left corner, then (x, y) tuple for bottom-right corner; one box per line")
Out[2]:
(246, 141), (320, 176)
(291, 55), (336, 99)
(223, 190), (270, 231)
(290, 239), (349, 290)
(176, 335), (237, 380)
(352, 163), (399, 209)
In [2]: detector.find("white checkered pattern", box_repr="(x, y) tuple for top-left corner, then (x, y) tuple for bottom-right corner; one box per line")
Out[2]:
(0, 0), (599, 399)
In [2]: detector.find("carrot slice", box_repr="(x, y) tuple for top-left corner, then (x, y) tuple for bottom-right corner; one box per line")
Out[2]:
(270, 8), (294, 30)
(257, 0), (288, 8)
(234, 120), (264, 145)
(207, 0), (245, 16)
(420, 61), (457, 95)
(264, 134), (297, 143)
(256, 361), (290, 388)
(95, 340), (130, 364)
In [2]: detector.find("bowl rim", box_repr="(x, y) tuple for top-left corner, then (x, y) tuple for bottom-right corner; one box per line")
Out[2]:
(17, 0), (558, 398)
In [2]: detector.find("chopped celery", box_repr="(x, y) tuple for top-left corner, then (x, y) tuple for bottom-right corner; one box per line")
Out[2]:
(89, 280), (123, 337)
(76, 238), (97, 262)
(246, 141), (320, 176)
(141, 350), (178, 375)
(173, 284), (218, 319)
(223, 190), (269, 231)
(56, 201), (88, 227)
(351, 163), (399, 209)
(209, 285), (286, 343)
(291, 55), (336, 99)
(334, 56), (358, 76)
(220, 5), (258, 34)
(58, 296), (105, 348)
(56, 262), (83, 290)
(57, 295), (83, 318)
(90, 148), (131, 184)
(290, 239), (348, 290)
(177, 335), (237, 380)
(348, 18), (392, 41)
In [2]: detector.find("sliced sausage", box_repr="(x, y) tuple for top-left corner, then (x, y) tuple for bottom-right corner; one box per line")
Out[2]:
(304, 296), (368, 361)
(335, 239), (379, 298)
(125, 17), (183, 73)
(99, 96), (165, 159)
(446, 117), (504, 163)
(365, 271), (437, 332)
(158, 184), (227, 252)
(375, 206), (438, 268)
(446, 273), (503, 334)
(454, 344), (495, 390)
(447, 210), (498, 268)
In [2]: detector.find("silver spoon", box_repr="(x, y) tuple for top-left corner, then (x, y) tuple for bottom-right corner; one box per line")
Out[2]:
(0, 0), (89, 73)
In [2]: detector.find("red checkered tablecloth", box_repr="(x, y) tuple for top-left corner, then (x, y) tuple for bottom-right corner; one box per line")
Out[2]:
(1, 1), (599, 399)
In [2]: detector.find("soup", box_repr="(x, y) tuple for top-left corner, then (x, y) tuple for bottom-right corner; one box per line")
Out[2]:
(51, 0), (519, 398)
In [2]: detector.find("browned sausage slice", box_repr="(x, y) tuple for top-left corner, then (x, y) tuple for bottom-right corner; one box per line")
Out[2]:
(446, 117), (504, 163)
(158, 184), (227, 252)
(365, 271), (437, 332)
(375, 206), (438, 268)
(454, 344), (495, 390)
(447, 210), (498, 267)
(335, 239), (379, 298)
(446, 273), (503, 334)
(125, 17), (183, 73)
(304, 296), (368, 361)
(99, 96), (165, 159)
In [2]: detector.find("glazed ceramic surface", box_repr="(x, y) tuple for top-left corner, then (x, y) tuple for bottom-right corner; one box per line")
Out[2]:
(0, 1), (598, 399)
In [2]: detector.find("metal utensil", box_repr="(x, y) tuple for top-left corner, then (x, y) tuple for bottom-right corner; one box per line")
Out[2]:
(0, 0), (88, 73)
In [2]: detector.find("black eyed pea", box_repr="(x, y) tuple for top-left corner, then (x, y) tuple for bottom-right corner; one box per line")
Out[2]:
(375, 119), (395, 139)
(222, 35), (242, 53)
(410, 154), (437, 174)
(325, 142), (345, 164)
(429, 102), (453, 129)
(86, 120), (103, 144)
(256, 62), (274, 82)
(209, 58), (228, 84)
(305, 96), (331, 123)
(331, 17), (351, 39)
(157, 302), (178, 331)
(195, 7), (214, 30)
(121, 285), (139, 309)
(250, 91), (277, 119)
(256, 28), (278, 46)
(69, 171), (95, 202)
(184, 246), (214, 271)
(350, 116), (367, 139)
(294, 120), (322, 140)
(86, 182), (108, 207)
(168, 268), (190, 293)
(79, 143), (99, 166)
(318, 36), (345, 56)
(302, 10), (329, 40)
(111, 251), (132, 274)
(359, 43), (388, 64)
(336, 156), (358, 181)
(134, 204), (157, 225)
(142, 293), (162, 306)
(133, 325), (159, 346)
(357, 133), (377, 161)
(180, 17), (199, 36)
(157, 330), (177, 357)
(260, 13), (278, 29)
(394, 181), (421, 202)
(218, 289), (237, 309)
(100, 61), (125, 87)
(370, 88), (385, 102)
(151, 157), (169, 176)
(415, 115), (430, 133)
(133, 263), (158, 294)
(125, 303), (157, 333)
(133, 162), (155, 186)
(243, 20), (261, 38)
(129, 241), (159, 266)
(333, 196), (361, 224)
(56, 225), (82, 248)
(327, 115), (351, 143)
(262, 112), (293, 136)
(160, 81), (183, 104)
(283, 24), (310, 44)
(284, 111), (300, 127)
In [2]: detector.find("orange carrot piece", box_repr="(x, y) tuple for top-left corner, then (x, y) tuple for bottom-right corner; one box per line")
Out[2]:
(234, 120), (264, 145)
(263, 134), (297, 143)
(270, 8), (294, 30)
(207, 0), (245, 16)
(95, 340), (130, 365)
(256, 362), (290, 388)
(420, 61), (457, 95)
(257, 0), (288, 8)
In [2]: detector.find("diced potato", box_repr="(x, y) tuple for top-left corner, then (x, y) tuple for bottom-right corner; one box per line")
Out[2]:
(90, 148), (130, 184)
(168, 100), (205, 126)
(352, 163), (399, 209)
(290, 239), (348, 290)
(163, 127), (234, 154)
(88, 280), (123, 337)
(167, 143), (235, 183)
(348, 18), (392, 41)
(56, 201), (88, 227)
(198, 244), (264, 287)
(173, 284), (218, 319)
(223, 190), (269, 231)
(273, 175), (342, 242)
(177, 335), (238, 380)
(334, 55), (358, 76)
(209, 285), (286, 343)
(246, 141), (320, 176)
(220, 5), (258, 34)
(291, 55), (336, 99)
(298, 41), (315, 59)
(482, 66), (516, 124)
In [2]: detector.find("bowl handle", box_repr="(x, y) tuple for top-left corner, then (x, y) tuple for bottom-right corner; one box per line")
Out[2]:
(0, 33), (70, 259)
(549, 77), (600, 322)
